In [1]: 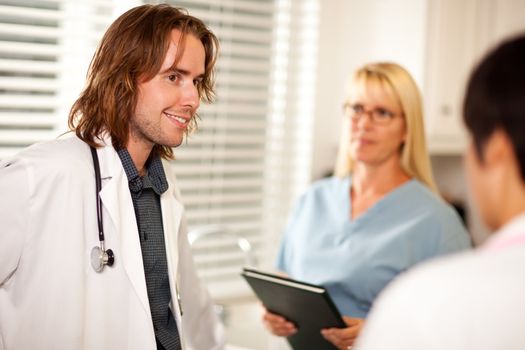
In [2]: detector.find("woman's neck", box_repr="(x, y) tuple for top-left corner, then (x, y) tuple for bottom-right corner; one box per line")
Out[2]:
(352, 160), (410, 197)
(349, 159), (411, 220)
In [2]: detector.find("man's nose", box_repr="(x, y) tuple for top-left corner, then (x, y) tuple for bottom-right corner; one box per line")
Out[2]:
(181, 81), (200, 109)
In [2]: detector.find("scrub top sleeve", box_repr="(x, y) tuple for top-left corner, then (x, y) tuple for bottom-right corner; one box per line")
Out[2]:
(437, 209), (472, 254)
(0, 158), (31, 285)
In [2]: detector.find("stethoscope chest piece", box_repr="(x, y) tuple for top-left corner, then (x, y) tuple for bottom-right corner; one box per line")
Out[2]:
(91, 245), (115, 273)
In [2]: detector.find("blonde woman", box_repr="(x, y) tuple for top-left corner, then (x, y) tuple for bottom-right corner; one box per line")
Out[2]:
(263, 63), (471, 349)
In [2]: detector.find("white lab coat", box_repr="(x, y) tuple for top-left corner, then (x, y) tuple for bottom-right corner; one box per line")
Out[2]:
(0, 135), (224, 350)
(355, 214), (525, 350)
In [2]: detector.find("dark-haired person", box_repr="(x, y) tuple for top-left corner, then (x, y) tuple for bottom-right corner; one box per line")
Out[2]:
(0, 4), (223, 350)
(356, 34), (525, 350)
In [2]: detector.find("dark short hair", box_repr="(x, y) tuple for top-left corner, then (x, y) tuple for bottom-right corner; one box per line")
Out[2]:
(68, 4), (219, 159)
(463, 34), (525, 180)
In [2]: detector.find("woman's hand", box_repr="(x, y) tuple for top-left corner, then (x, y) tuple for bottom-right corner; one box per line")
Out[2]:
(321, 316), (364, 350)
(261, 307), (297, 337)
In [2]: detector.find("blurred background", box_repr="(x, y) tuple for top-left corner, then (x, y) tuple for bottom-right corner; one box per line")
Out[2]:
(1, 0), (524, 348)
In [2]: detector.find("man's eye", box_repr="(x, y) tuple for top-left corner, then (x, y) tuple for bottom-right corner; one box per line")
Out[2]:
(168, 74), (178, 82)
(193, 79), (202, 87)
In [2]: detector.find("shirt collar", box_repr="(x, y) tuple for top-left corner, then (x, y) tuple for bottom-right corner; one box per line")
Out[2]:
(116, 148), (168, 195)
(482, 212), (525, 251)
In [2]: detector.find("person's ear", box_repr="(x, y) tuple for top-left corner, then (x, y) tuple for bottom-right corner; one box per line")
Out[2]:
(482, 129), (513, 169)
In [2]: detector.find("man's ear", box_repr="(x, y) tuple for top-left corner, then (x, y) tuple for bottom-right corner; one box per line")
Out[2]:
(482, 129), (513, 168)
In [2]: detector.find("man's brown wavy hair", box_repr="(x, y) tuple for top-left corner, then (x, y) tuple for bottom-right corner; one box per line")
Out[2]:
(68, 4), (219, 159)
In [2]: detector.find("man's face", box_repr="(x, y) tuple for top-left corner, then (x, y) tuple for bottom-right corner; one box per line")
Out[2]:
(130, 29), (205, 151)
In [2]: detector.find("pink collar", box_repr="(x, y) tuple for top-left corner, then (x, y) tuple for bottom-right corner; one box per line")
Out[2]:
(481, 213), (525, 252)
(484, 234), (525, 252)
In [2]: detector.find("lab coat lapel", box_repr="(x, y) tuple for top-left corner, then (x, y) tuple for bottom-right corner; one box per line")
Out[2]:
(97, 145), (152, 316)
(158, 164), (186, 341)
(161, 182), (182, 282)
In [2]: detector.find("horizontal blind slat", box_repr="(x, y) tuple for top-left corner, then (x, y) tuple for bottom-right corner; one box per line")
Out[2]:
(189, 10), (273, 30)
(175, 148), (265, 160)
(0, 41), (59, 56)
(216, 58), (271, 72)
(215, 28), (272, 44)
(189, 118), (267, 129)
(187, 221), (262, 234)
(0, 22), (60, 38)
(177, 0), (274, 14)
(216, 75), (270, 89)
(0, 95), (57, 108)
(0, 5), (62, 21)
(183, 192), (263, 206)
(200, 102), (267, 115)
(186, 206), (262, 221)
(176, 177), (263, 190)
(185, 130), (266, 142)
(0, 58), (58, 74)
(0, 112), (56, 126)
(0, 77), (57, 91)
(173, 163), (264, 175)
(220, 42), (272, 58)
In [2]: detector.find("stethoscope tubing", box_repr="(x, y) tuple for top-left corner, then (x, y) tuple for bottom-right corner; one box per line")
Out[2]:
(90, 146), (114, 272)
(90, 146), (104, 243)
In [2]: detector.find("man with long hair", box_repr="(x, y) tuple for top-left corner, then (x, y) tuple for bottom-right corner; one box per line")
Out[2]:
(0, 4), (223, 349)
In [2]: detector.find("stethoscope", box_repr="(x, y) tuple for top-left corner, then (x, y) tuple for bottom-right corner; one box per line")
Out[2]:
(90, 146), (115, 272)
(88, 146), (184, 313)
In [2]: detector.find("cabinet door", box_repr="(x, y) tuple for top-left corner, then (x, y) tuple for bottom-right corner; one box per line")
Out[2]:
(424, 0), (525, 155)
(423, 0), (478, 154)
(479, 0), (525, 49)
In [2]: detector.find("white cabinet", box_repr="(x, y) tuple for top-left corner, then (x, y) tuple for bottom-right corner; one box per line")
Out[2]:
(312, 0), (525, 176)
(423, 0), (525, 154)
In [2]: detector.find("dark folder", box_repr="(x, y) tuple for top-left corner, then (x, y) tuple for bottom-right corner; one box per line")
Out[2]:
(241, 267), (345, 350)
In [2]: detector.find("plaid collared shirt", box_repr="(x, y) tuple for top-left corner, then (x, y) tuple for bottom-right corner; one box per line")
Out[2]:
(117, 148), (180, 350)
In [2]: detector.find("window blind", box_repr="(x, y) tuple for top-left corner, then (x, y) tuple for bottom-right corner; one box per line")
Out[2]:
(0, 0), (61, 157)
(0, 0), (116, 157)
(162, 0), (320, 301)
(158, 0), (275, 300)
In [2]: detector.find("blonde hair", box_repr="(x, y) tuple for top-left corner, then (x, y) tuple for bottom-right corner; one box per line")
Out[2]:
(334, 62), (438, 193)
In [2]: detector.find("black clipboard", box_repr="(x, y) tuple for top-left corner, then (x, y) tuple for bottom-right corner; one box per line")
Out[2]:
(241, 267), (345, 350)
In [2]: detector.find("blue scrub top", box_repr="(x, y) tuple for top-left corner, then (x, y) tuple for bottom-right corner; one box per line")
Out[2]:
(276, 176), (471, 318)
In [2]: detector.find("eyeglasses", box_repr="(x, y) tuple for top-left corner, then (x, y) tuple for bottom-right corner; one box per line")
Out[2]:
(342, 102), (402, 125)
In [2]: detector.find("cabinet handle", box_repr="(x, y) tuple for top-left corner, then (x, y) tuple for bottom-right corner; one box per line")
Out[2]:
(440, 104), (451, 116)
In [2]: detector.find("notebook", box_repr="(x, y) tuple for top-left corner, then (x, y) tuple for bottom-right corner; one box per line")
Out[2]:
(241, 267), (345, 350)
